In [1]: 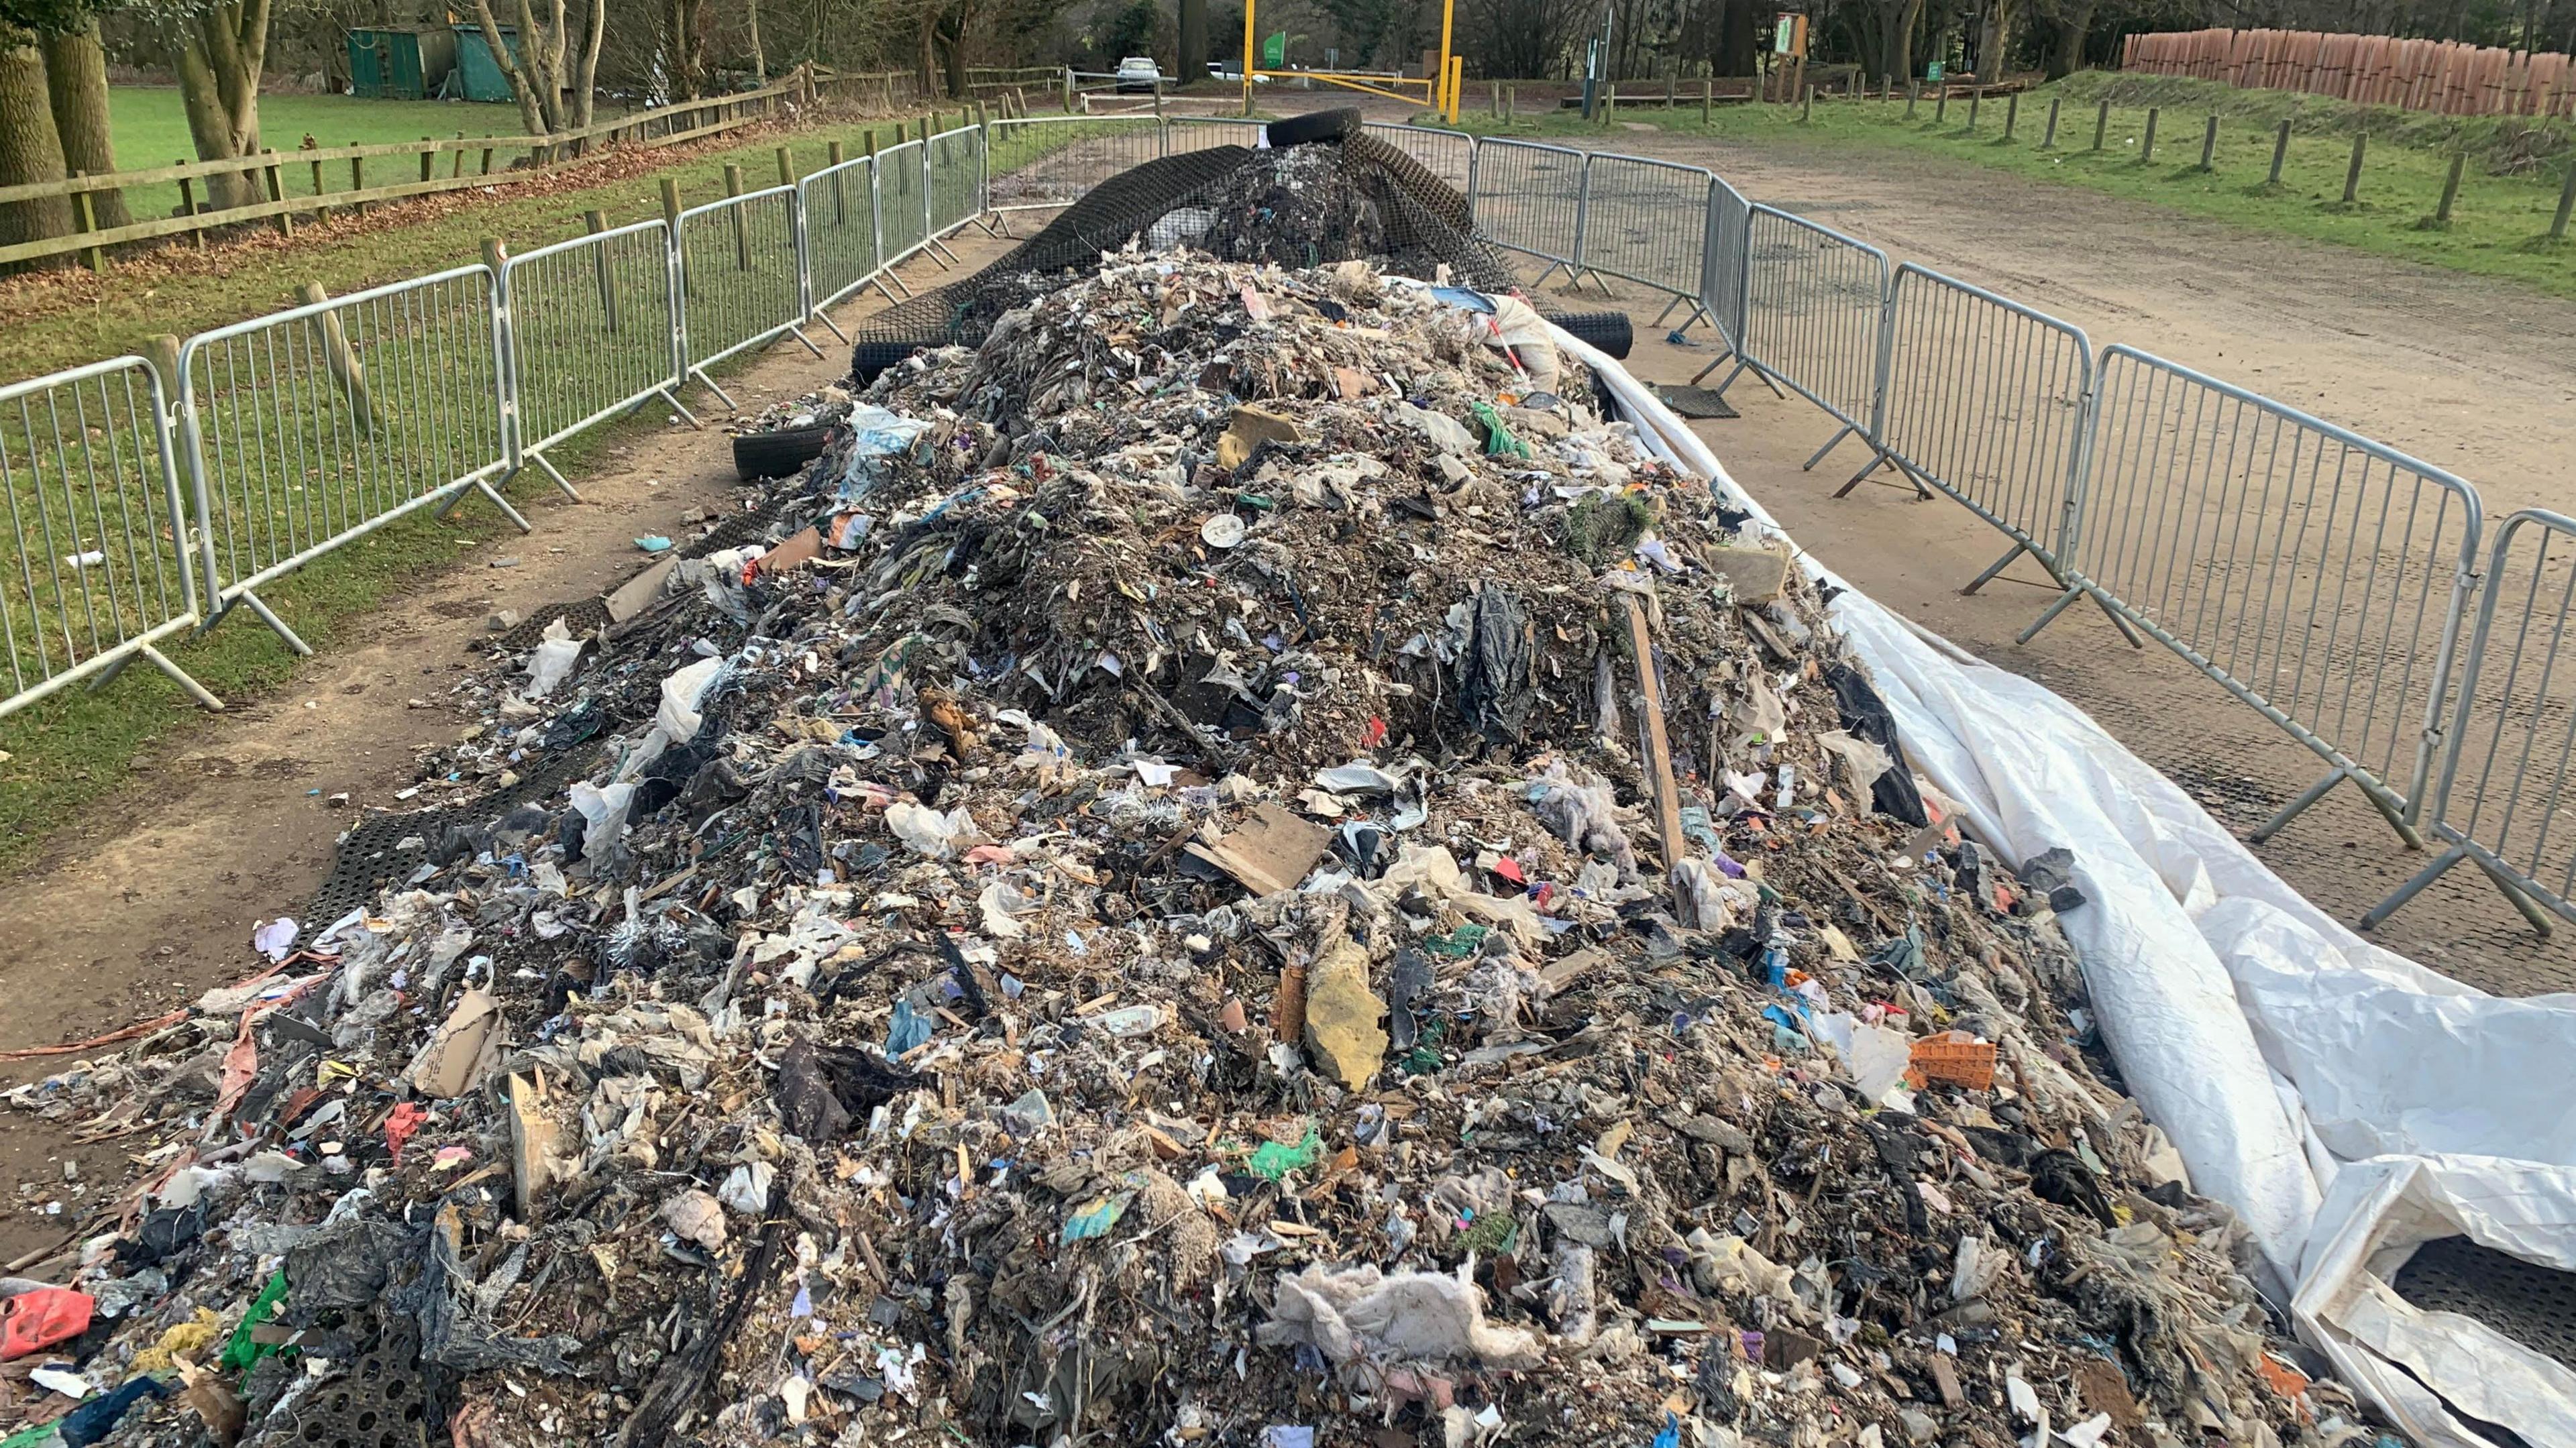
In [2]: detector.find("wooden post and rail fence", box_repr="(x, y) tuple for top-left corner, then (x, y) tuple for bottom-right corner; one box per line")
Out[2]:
(0, 66), (947, 274)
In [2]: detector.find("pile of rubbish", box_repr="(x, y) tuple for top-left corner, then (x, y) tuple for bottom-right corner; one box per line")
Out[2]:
(0, 250), (2364, 1448)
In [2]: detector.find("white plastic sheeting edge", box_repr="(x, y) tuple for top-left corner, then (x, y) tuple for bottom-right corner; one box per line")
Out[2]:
(1556, 325), (2576, 1448)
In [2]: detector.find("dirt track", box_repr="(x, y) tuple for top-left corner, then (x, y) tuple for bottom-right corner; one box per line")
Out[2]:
(1, 110), (2569, 1254)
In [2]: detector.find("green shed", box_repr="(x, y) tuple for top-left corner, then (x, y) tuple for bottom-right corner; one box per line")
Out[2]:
(448, 22), (523, 103)
(345, 26), (456, 100)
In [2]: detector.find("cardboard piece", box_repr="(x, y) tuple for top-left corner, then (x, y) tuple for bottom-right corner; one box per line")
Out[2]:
(409, 988), (504, 1100)
(605, 555), (680, 624)
(1187, 803), (1332, 897)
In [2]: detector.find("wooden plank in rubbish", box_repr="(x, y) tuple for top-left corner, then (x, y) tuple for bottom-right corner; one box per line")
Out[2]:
(1621, 594), (1691, 924)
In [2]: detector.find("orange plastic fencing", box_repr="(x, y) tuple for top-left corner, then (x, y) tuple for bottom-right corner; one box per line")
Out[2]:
(2120, 28), (2576, 117)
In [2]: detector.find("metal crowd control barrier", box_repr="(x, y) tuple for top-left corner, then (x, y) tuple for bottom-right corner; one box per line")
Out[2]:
(1165, 118), (1268, 153)
(1364, 122), (1474, 191)
(2026, 345), (2483, 848)
(876, 138), (930, 274)
(674, 186), (824, 410)
(1468, 140), (1585, 284)
(1699, 176), (1752, 364)
(1712, 205), (1890, 469)
(2365, 510), (2576, 937)
(500, 222), (693, 498)
(1573, 154), (1716, 329)
(0, 356), (217, 718)
(1851, 266), (2102, 600)
(984, 117), (1163, 217)
(928, 124), (987, 239)
(176, 265), (515, 655)
(800, 154), (887, 327)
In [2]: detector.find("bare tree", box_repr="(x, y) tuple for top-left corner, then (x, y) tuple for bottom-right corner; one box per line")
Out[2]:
(469, 0), (606, 134)
(2028, 0), (2088, 78)
(140, 0), (271, 209)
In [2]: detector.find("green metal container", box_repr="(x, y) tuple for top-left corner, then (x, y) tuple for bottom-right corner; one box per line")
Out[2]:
(449, 23), (524, 104)
(345, 27), (455, 100)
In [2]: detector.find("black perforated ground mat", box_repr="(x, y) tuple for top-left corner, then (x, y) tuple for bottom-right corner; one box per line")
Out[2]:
(278, 1347), (431, 1448)
(304, 747), (595, 924)
(2393, 1235), (2576, 1372)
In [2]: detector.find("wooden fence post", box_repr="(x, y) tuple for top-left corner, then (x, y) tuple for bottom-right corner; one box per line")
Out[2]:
(2553, 156), (2576, 240)
(724, 163), (749, 269)
(1702, 78), (1711, 125)
(2004, 91), (2018, 140)
(826, 140), (846, 224)
(1801, 83), (1813, 122)
(584, 209), (620, 331)
(264, 152), (292, 237)
(775, 145), (794, 186)
(2268, 119), (2291, 186)
(69, 174), (103, 272)
(1905, 82), (1916, 118)
(419, 137), (434, 183)
(2139, 107), (2159, 162)
(1966, 85), (1979, 129)
(2434, 150), (2464, 224)
(1935, 86), (1947, 123)
(2041, 97), (2060, 148)
(2092, 98), (2108, 150)
(451, 131), (466, 177)
(177, 164), (204, 248)
(297, 281), (374, 435)
(2198, 115), (2218, 171)
(2342, 131), (2365, 203)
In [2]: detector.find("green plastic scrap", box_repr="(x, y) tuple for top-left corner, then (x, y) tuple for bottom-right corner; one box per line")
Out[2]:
(1061, 1190), (1132, 1243)
(0, 1421), (62, 1448)
(1424, 924), (1489, 958)
(1469, 400), (1532, 459)
(220, 1270), (291, 1379)
(1247, 1125), (1322, 1182)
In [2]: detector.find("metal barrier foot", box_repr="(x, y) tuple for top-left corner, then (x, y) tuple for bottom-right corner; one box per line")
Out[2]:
(656, 388), (704, 430)
(2484, 862), (2559, 937)
(864, 272), (914, 304)
(813, 309), (853, 345)
(529, 453), (584, 503)
(224, 590), (315, 657)
(86, 644), (223, 712)
(689, 368), (741, 413)
(925, 237), (961, 268)
(788, 324), (827, 359)
(1709, 361), (1751, 401)
(2361, 844), (2465, 930)
(1803, 425), (1856, 471)
(2017, 586), (2085, 644)
(1686, 347), (1737, 386)
(1962, 541), (2030, 592)
(2251, 764), (2426, 851)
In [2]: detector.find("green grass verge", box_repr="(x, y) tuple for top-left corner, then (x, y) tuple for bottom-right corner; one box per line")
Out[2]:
(0, 111), (986, 873)
(1430, 73), (2576, 300)
(105, 88), (527, 223)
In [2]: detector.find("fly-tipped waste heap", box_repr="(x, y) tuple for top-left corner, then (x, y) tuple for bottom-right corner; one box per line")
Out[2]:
(1, 130), (2353, 1448)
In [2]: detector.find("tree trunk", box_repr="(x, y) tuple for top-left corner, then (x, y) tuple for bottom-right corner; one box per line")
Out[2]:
(172, 0), (268, 208)
(0, 35), (74, 252)
(748, 0), (765, 82)
(938, 17), (965, 99)
(1178, 0), (1207, 85)
(471, 0), (552, 134)
(1884, 0), (1925, 82)
(1718, 0), (1757, 74)
(2044, 0), (2092, 77)
(1978, 0), (2017, 78)
(914, 5), (936, 99)
(572, 0), (603, 126)
(665, 0), (704, 99)
(41, 21), (129, 231)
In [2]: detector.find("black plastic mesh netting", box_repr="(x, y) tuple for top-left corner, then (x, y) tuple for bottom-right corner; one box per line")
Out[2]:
(853, 117), (1528, 364)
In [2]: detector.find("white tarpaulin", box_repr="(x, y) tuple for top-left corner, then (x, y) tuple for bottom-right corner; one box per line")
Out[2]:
(1562, 325), (2576, 1448)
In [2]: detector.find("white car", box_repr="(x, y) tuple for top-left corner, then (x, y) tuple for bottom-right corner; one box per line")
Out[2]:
(1115, 56), (1162, 93)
